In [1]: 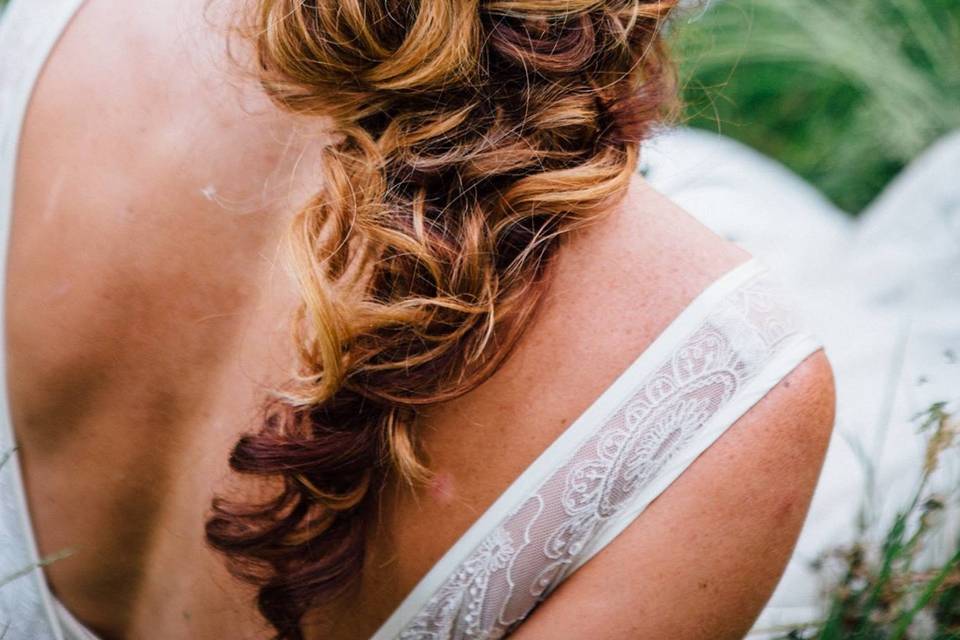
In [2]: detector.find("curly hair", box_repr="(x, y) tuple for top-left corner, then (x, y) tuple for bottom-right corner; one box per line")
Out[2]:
(204, 1), (679, 637)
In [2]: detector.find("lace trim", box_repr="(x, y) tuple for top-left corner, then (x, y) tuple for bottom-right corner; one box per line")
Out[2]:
(387, 268), (812, 640)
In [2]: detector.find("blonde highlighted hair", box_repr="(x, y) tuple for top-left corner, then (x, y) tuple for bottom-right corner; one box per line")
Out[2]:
(205, 1), (679, 637)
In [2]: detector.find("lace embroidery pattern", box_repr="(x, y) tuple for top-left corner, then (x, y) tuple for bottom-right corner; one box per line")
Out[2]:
(394, 271), (807, 640)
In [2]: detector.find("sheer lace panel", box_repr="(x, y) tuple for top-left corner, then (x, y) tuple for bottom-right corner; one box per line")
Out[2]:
(375, 263), (819, 640)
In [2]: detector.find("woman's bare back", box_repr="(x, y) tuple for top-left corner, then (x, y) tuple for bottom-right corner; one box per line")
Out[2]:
(5, 1), (831, 639)
(7, 0), (312, 635)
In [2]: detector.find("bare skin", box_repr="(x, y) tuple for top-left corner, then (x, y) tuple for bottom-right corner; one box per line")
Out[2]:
(6, 1), (835, 639)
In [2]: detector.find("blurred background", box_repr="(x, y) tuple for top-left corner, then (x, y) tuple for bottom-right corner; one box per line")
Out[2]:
(2, 0), (958, 638)
(2, 0), (957, 214)
(673, 0), (960, 215)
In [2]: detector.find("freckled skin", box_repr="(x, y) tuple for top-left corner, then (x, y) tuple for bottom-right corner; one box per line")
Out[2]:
(8, 1), (834, 639)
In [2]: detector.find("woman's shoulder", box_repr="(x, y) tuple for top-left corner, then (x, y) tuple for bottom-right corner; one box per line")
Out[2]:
(539, 175), (754, 364)
(568, 176), (753, 303)
(502, 176), (838, 639)
(509, 346), (835, 639)
(383, 179), (836, 639)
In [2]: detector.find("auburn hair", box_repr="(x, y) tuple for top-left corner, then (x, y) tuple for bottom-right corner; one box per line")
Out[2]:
(205, 1), (679, 637)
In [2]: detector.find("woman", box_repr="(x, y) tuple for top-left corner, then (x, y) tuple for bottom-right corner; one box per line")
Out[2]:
(0, 1), (835, 638)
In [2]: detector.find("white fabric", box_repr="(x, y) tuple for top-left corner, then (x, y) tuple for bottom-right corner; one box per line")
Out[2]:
(643, 127), (960, 636)
(0, 2), (852, 639)
(0, 1), (95, 639)
(374, 261), (820, 639)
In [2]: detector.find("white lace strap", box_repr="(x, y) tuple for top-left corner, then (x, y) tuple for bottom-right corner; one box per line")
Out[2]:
(372, 258), (821, 640)
(572, 329), (821, 577)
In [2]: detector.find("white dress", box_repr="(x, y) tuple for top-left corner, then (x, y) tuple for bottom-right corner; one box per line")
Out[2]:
(643, 127), (960, 636)
(7, 0), (950, 639)
(0, 4), (100, 639)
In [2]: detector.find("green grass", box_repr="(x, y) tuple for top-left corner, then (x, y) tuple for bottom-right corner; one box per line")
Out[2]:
(0, 448), (73, 591)
(0, 0), (957, 636)
(673, 0), (960, 213)
(2, 0), (954, 212)
(773, 403), (960, 640)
